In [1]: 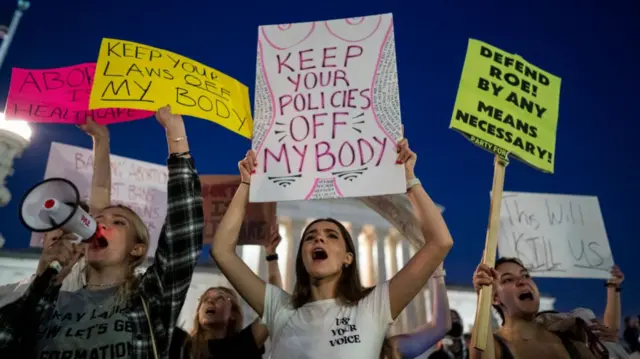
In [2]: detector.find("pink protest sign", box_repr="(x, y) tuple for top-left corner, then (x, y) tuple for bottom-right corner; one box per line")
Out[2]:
(5, 63), (154, 125)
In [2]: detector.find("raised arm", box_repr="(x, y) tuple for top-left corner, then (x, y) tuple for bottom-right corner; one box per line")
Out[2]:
(139, 106), (204, 336)
(392, 264), (451, 358)
(78, 117), (111, 213)
(603, 265), (623, 331)
(388, 139), (454, 319)
(210, 150), (267, 316)
(265, 229), (284, 289)
(0, 236), (82, 352)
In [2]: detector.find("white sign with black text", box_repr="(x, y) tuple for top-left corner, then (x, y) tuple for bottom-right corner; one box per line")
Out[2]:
(31, 142), (168, 256)
(498, 191), (614, 279)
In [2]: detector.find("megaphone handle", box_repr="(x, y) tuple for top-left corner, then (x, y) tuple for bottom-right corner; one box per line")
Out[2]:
(35, 261), (62, 289)
(49, 261), (62, 273)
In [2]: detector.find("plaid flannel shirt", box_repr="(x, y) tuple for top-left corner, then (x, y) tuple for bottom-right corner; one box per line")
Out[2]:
(0, 156), (204, 359)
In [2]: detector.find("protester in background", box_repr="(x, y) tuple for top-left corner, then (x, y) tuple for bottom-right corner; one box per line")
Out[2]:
(463, 333), (471, 358)
(624, 316), (640, 355)
(211, 138), (453, 359)
(0, 106), (204, 358)
(534, 266), (628, 359)
(170, 230), (284, 358)
(0, 117), (111, 308)
(172, 287), (266, 359)
(427, 309), (466, 359)
(470, 257), (601, 359)
(571, 308), (628, 359)
(382, 264), (451, 359)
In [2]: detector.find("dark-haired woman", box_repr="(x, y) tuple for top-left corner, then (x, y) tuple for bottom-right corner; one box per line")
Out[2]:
(471, 257), (603, 359)
(211, 139), (453, 359)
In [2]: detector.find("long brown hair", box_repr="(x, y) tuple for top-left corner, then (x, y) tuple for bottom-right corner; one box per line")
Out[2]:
(291, 218), (371, 308)
(188, 287), (244, 359)
(291, 218), (395, 358)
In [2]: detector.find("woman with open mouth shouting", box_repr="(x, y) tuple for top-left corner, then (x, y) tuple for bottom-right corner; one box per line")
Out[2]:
(211, 137), (454, 359)
(0, 106), (204, 359)
(471, 258), (602, 359)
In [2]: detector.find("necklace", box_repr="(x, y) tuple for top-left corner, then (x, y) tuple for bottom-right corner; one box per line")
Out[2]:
(82, 283), (121, 309)
(85, 281), (123, 289)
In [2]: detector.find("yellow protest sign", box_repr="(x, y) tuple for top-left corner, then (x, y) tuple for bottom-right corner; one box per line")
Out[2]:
(89, 38), (253, 138)
(450, 39), (561, 173)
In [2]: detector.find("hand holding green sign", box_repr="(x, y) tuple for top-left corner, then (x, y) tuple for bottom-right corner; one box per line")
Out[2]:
(451, 39), (562, 353)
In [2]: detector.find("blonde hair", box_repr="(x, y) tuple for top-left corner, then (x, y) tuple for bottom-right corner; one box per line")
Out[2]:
(81, 204), (150, 305)
(188, 287), (244, 359)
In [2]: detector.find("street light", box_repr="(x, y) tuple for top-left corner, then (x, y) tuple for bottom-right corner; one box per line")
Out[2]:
(0, 112), (32, 207)
(0, 0), (31, 73)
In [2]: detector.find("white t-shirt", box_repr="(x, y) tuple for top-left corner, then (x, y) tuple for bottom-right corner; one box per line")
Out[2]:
(261, 281), (393, 359)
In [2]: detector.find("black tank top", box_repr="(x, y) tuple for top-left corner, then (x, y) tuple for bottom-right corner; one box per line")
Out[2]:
(493, 333), (582, 359)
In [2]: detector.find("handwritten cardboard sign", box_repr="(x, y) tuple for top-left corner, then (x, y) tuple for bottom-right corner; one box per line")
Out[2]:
(250, 14), (405, 203)
(201, 175), (276, 245)
(88, 38), (253, 138)
(31, 142), (168, 256)
(498, 191), (614, 279)
(5, 63), (153, 124)
(450, 39), (562, 173)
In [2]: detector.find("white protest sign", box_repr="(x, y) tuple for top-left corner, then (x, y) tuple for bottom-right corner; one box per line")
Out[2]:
(30, 142), (167, 256)
(250, 13), (405, 202)
(498, 191), (614, 279)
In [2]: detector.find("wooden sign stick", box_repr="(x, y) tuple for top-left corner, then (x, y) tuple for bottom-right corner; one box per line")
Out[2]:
(472, 155), (508, 351)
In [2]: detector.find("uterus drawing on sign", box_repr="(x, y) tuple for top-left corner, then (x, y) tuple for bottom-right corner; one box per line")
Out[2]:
(250, 14), (405, 203)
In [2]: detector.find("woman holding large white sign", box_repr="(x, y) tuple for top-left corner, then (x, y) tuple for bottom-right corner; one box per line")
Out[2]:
(211, 139), (453, 359)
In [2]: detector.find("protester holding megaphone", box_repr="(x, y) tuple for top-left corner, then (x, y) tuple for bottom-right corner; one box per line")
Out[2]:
(35, 233), (86, 285)
(0, 116), (111, 309)
(0, 106), (204, 359)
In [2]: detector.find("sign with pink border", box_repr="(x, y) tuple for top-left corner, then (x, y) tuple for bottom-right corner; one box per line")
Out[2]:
(250, 13), (405, 202)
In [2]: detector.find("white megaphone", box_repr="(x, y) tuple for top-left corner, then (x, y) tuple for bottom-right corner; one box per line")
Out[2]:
(18, 178), (106, 271)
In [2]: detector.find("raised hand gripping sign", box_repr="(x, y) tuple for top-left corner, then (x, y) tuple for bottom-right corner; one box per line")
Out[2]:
(250, 14), (405, 203)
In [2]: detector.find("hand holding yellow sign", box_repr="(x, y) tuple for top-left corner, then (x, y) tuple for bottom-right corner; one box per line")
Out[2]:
(450, 39), (562, 173)
(450, 39), (563, 353)
(89, 38), (253, 138)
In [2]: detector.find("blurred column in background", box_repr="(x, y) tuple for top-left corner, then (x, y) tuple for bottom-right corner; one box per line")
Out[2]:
(0, 112), (32, 207)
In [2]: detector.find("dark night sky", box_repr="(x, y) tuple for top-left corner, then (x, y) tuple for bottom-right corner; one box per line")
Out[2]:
(0, 1), (638, 317)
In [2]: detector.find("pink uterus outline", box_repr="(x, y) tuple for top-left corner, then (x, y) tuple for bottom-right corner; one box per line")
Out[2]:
(256, 15), (399, 200)
(324, 15), (383, 43)
(260, 22), (316, 51)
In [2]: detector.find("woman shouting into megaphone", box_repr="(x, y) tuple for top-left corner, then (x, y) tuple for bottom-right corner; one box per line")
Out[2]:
(0, 106), (204, 359)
